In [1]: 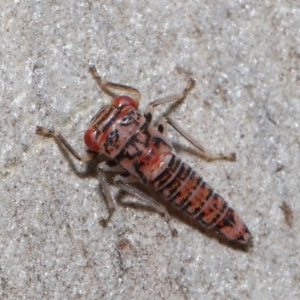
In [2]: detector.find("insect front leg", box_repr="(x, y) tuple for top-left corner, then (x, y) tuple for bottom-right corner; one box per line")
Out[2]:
(97, 160), (125, 226)
(114, 174), (178, 237)
(89, 65), (141, 106)
(144, 78), (195, 123)
(36, 126), (95, 162)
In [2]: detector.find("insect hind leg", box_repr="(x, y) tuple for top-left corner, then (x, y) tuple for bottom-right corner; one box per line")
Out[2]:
(142, 77), (235, 162)
(115, 174), (178, 237)
(164, 117), (236, 161)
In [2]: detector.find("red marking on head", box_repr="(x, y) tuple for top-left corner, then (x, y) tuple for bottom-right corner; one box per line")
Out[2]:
(112, 95), (138, 109)
(84, 127), (100, 151)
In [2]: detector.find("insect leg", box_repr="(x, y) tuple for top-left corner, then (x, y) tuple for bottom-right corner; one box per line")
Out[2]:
(162, 117), (236, 161)
(97, 160), (125, 226)
(36, 126), (94, 162)
(114, 174), (178, 236)
(89, 65), (141, 106)
(144, 78), (195, 123)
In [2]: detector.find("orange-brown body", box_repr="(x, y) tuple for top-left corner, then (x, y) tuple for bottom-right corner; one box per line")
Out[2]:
(84, 97), (251, 244)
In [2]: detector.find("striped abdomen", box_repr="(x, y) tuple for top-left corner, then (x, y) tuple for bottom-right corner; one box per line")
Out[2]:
(151, 154), (251, 244)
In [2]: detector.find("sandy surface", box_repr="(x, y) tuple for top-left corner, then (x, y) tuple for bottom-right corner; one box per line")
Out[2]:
(1, 1), (300, 299)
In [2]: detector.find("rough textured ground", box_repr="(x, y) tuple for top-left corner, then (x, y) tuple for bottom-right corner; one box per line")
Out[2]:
(1, 1), (299, 299)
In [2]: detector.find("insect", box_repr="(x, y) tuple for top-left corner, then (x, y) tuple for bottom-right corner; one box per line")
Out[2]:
(36, 66), (251, 245)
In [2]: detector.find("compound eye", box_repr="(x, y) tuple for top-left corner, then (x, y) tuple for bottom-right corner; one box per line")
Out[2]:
(84, 127), (100, 151)
(112, 95), (138, 109)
